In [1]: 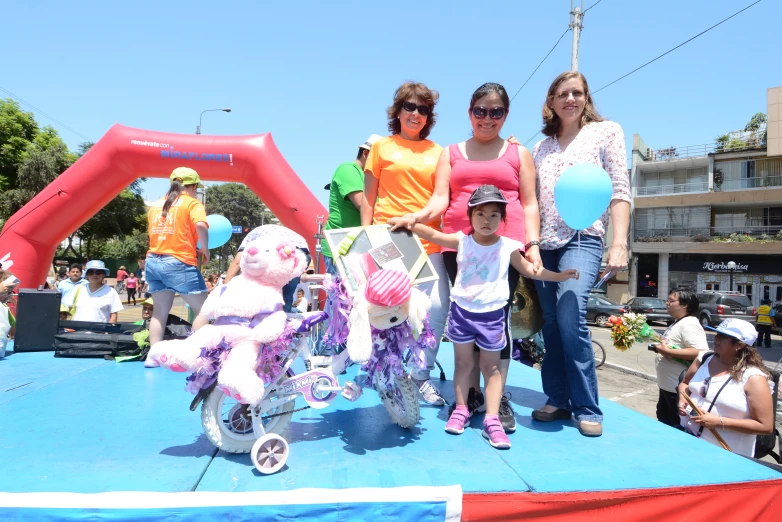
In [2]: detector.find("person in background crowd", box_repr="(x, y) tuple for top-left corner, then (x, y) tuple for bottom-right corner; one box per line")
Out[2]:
(360, 81), (448, 406)
(756, 299), (776, 348)
(144, 167), (210, 366)
(125, 272), (138, 306)
(205, 274), (218, 293)
(678, 318), (774, 458)
(530, 71), (631, 437)
(321, 134), (381, 275)
(136, 258), (147, 295)
(61, 260), (123, 323)
(292, 289), (309, 313)
(649, 288), (709, 427)
(0, 268), (18, 356)
(404, 82), (540, 433)
(134, 297), (154, 327)
(115, 265), (128, 293)
(224, 224), (310, 313)
(57, 263), (88, 300)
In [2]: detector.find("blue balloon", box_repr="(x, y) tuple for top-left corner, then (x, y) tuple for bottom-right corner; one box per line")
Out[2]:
(206, 214), (233, 249)
(554, 164), (613, 231)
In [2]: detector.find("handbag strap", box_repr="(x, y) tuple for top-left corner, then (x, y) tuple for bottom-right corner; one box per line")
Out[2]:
(696, 366), (733, 438)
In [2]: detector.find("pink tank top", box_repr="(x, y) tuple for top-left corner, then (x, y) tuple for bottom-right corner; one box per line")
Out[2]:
(442, 143), (526, 252)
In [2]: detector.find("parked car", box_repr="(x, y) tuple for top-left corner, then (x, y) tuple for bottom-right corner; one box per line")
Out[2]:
(696, 291), (756, 328)
(587, 294), (627, 327)
(624, 297), (672, 325)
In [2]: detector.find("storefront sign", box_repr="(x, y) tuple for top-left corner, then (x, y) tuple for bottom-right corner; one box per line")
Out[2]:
(670, 255), (782, 275)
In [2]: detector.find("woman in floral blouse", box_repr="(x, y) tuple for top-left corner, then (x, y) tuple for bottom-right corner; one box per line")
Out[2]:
(530, 71), (631, 437)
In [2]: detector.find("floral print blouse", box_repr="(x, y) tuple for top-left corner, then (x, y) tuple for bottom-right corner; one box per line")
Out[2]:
(532, 120), (631, 250)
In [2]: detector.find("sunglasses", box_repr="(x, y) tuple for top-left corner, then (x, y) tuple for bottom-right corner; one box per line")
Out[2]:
(401, 101), (431, 117)
(471, 106), (506, 120)
(86, 270), (103, 276)
(699, 376), (711, 398)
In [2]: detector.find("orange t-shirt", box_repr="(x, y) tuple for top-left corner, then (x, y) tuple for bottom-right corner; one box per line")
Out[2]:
(365, 135), (443, 254)
(147, 194), (208, 266)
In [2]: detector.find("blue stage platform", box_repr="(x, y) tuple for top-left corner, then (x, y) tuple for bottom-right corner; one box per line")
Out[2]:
(1, 342), (780, 520)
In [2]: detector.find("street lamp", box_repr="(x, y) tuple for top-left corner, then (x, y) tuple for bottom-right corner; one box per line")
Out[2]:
(727, 260), (737, 291)
(196, 108), (231, 135)
(195, 108), (232, 208)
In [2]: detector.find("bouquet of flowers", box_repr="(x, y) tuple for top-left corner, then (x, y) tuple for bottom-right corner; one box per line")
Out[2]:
(608, 313), (689, 365)
(608, 312), (649, 351)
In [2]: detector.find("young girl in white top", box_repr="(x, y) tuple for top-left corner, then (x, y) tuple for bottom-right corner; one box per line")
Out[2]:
(390, 185), (578, 449)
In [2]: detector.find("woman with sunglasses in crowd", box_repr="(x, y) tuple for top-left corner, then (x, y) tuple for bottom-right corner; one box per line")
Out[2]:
(61, 260), (123, 323)
(678, 318), (774, 458)
(529, 71), (631, 437)
(144, 167), (210, 367)
(399, 83), (541, 435)
(360, 81), (448, 406)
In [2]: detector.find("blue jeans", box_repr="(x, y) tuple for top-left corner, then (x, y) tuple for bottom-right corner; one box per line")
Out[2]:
(534, 234), (603, 422)
(145, 254), (207, 295)
(323, 255), (339, 277)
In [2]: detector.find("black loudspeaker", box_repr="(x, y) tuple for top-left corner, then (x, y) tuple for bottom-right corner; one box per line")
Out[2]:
(14, 287), (62, 352)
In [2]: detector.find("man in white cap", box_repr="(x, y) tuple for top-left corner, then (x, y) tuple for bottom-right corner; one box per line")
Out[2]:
(321, 134), (381, 275)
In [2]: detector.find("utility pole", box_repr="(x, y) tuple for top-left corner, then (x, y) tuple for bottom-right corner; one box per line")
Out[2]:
(570, 0), (584, 71)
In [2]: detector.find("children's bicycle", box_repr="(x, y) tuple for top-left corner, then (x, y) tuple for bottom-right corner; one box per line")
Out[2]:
(188, 309), (420, 475)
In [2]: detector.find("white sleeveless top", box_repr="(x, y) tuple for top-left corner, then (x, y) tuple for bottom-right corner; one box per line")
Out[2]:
(680, 354), (773, 457)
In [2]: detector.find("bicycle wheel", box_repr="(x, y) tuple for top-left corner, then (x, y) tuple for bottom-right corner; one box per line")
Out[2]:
(592, 340), (606, 368)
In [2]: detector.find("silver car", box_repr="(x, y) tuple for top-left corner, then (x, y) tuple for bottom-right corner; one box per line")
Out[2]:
(696, 291), (756, 328)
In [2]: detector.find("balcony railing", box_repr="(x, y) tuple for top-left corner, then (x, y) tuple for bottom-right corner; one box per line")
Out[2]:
(718, 175), (782, 191)
(644, 135), (766, 161)
(637, 181), (709, 196)
(635, 225), (782, 242)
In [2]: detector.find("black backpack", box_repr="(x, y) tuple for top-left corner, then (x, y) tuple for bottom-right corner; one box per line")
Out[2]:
(755, 365), (781, 463)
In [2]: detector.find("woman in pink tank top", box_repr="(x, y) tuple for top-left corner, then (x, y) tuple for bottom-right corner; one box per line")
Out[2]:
(401, 83), (542, 435)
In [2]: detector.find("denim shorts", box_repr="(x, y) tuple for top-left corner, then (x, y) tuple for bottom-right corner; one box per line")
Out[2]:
(145, 254), (207, 295)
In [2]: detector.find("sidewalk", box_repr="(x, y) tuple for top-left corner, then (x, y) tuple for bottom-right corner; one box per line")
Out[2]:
(115, 295), (190, 324)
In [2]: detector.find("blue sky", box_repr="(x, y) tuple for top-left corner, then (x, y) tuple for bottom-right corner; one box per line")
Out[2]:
(1, 1), (778, 209)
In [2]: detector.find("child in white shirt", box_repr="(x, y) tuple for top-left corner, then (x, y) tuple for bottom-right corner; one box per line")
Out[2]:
(390, 185), (578, 449)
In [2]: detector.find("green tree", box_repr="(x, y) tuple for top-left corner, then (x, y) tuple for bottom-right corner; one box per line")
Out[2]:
(102, 230), (149, 260)
(203, 183), (273, 262)
(0, 141), (74, 219)
(0, 99), (39, 189)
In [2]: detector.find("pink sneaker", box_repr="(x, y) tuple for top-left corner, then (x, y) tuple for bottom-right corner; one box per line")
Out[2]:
(482, 415), (510, 449)
(445, 405), (470, 434)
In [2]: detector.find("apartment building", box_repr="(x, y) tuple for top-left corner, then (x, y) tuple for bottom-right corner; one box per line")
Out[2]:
(628, 86), (782, 308)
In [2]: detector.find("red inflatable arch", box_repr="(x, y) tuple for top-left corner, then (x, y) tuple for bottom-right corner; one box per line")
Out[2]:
(0, 124), (327, 289)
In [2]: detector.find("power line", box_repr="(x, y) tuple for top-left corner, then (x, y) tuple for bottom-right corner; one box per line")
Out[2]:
(583, 0), (603, 14)
(0, 85), (93, 143)
(593, 0), (762, 94)
(523, 0), (761, 147)
(510, 27), (571, 102)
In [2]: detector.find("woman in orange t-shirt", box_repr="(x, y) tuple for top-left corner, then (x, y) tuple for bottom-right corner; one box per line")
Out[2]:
(359, 81), (449, 407)
(144, 167), (210, 362)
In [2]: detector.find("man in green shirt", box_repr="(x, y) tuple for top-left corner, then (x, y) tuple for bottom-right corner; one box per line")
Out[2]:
(322, 134), (381, 275)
